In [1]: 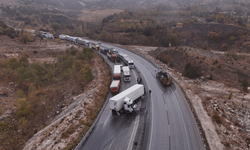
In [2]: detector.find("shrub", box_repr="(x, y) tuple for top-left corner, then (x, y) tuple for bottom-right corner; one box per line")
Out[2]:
(81, 64), (93, 82)
(233, 54), (238, 61)
(229, 91), (233, 99)
(6, 58), (19, 70)
(51, 22), (60, 31)
(242, 79), (248, 91)
(184, 63), (202, 79)
(33, 51), (37, 54)
(19, 55), (29, 67)
(82, 48), (94, 61)
(16, 98), (30, 118)
(19, 30), (33, 44)
(212, 112), (223, 124)
(229, 36), (235, 40)
(207, 31), (221, 40)
(209, 74), (213, 80)
(213, 60), (218, 65)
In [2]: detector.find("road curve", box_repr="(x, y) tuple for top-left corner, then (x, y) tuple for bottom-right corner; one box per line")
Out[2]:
(76, 41), (204, 150)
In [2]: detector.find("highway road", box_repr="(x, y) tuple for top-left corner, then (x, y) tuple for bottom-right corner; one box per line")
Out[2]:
(76, 49), (142, 150)
(76, 41), (204, 150)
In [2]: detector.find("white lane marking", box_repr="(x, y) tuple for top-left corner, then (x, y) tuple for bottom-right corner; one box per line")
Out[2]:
(108, 137), (115, 150)
(127, 100), (141, 150)
(127, 115), (139, 150)
(149, 94), (154, 150)
(170, 88), (191, 150)
(103, 111), (111, 127)
(168, 124), (171, 137)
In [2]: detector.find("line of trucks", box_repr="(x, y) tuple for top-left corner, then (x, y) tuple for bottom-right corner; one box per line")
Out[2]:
(43, 33), (172, 114)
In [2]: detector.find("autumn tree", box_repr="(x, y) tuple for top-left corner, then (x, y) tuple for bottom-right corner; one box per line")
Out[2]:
(19, 30), (32, 44)
(215, 14), (225, 23)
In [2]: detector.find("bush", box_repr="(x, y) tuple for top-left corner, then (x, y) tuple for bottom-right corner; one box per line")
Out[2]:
(229, 92), (233, 99)
(242, 79), (248, 91)
(213, 60), (218, 65)
(212, 112), (223, 124)
(6, 58), (19, 70)
(16, 98), (30, 118)
(19, 30), (33, 44)
(51, 22), (60, 31)
(19, 55), (29, 67)
(233, 54), (238, 61)
(81, 64), (93, 82)
(184, 63), (202, 79)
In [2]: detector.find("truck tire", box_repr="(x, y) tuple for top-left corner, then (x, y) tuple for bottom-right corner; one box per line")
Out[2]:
(112, 110), (117, 115)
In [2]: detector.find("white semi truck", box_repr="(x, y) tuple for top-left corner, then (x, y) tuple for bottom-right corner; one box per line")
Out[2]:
(109, 84), (144, 114)
(122, 66), (131, 82)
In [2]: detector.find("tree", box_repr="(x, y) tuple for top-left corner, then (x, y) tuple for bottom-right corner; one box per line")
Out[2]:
(19, 30), (32, 44)
(6, 58), (19, 70)
(51, 22), (60, 31)
(184, 62), (202, 79)
(81, 64), (93, 82)
(169, 33), (179, 46)
(16, 98), (30, 118)
(215, 14), (225, 23)
(237, 17), (243, 26)
(19, 55), (29, 67)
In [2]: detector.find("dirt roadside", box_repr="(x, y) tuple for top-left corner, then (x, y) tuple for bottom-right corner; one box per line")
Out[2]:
(0, 35), (110, 150)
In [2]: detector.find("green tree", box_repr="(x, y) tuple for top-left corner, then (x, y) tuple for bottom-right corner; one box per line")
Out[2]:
(19, 30), (32, 44)
(19, 55), (29, 67)
(81, 64), (93, 82)
(6, 58), (19, 70)
(169, 33), (179, 46)
(16, 98), (30, 118)
(82, 48), (94, 61)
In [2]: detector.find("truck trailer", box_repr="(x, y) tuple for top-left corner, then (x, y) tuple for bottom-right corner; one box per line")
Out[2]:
(114, 65), (121, 80)
(76, 38), (90, 46)
(110, 80), (121, 93)
(109, 84), (144, 114)
(100, 47), (109, 54)
(122, 66), (131, 82)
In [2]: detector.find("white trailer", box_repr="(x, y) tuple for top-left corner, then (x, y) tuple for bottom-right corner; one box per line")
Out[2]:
(122, 66), (131, 82)
(59, 34), (66, 40)
(117, 53), (128, 61)
(109, 84), (144, 114)
(114, 65), (121, 80)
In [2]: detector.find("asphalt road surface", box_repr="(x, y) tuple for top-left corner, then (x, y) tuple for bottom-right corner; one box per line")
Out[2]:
(76, 41), (204, 150)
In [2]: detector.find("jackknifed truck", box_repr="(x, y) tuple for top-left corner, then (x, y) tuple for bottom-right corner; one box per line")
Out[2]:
(109, 84), (144, 114)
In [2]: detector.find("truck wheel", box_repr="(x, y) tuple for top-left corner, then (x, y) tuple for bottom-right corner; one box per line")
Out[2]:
(112, 110), (116, 115)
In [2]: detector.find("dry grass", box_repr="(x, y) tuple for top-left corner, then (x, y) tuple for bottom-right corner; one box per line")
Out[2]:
(61, 124), (77, 139)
